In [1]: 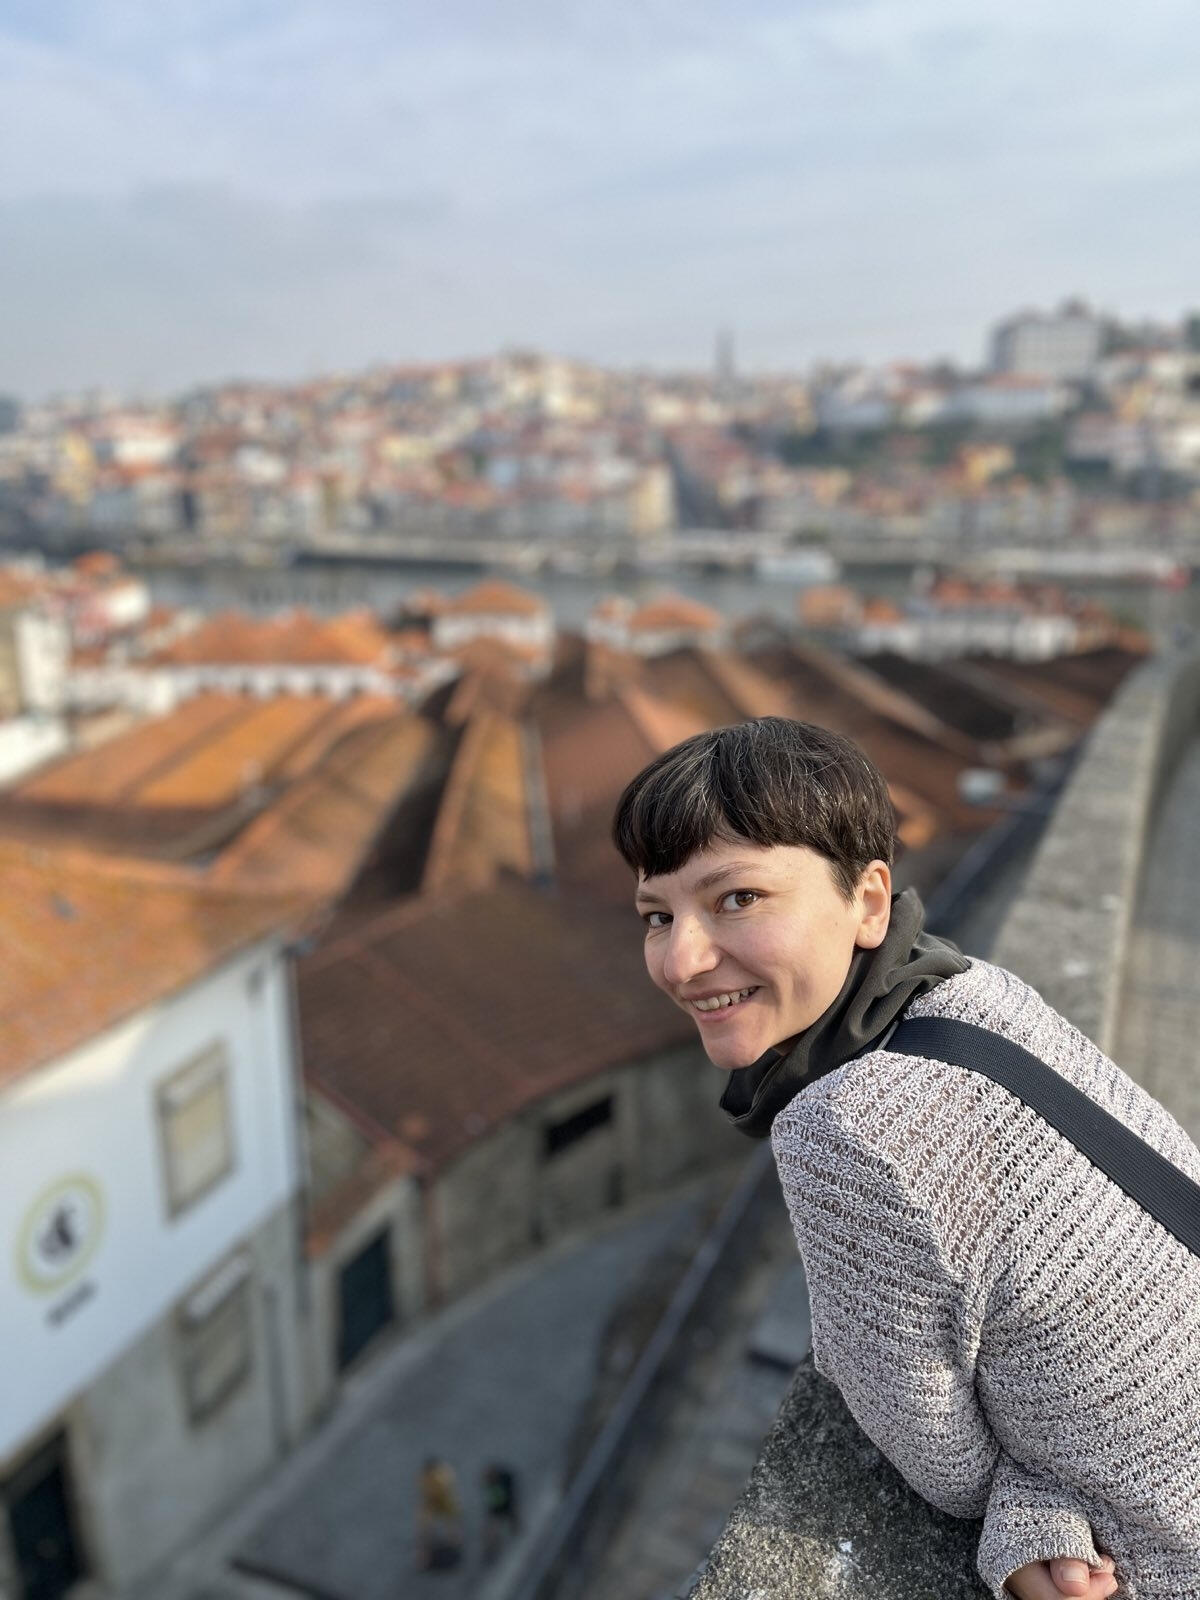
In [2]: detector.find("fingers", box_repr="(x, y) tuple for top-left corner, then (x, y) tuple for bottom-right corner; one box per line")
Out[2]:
(1006, 1562), (1066, 1599)
(1048, 1556), (1118, 1598)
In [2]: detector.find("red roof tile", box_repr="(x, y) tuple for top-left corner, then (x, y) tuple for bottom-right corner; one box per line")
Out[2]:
(297, 881), (696, 1175)
(0, 841), (304, 1086)
(441, 580), (548, 617)
(628, 593), (724, 632)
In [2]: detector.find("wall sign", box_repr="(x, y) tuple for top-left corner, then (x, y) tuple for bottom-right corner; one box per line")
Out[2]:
(16, 1174), (105, 1296)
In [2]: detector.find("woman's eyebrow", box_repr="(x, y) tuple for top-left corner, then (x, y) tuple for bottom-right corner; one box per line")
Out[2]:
(635, 862), (762, 907)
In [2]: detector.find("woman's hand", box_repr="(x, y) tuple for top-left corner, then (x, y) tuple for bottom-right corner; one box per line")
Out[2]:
(1005, 1555), (1119, 1599)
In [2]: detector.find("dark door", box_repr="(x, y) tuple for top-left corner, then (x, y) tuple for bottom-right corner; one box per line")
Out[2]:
(337, 1228), (395, 1370)
(6, 1435), (85, 1600)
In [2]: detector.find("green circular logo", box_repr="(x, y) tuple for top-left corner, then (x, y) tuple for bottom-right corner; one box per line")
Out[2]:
(16, 1175), (105, 1295)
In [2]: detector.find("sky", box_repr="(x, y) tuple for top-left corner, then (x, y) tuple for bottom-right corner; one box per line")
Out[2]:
(2, 0), (1199, 399)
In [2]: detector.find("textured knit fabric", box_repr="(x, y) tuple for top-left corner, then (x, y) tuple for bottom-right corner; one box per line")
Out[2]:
(720, 887), (969, 1136)
(770, 957), (1200, 1599)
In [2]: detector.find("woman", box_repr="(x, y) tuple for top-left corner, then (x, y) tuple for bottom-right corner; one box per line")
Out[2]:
(613, 716), (1200, 1599)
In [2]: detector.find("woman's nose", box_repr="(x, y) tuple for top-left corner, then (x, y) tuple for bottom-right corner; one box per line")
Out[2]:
(661, 917), (719, 988)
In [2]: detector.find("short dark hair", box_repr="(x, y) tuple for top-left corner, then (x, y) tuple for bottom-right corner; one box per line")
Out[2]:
(611, 717), (896, 899)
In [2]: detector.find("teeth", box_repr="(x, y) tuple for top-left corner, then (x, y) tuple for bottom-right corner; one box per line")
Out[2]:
(693, 988), (755, 1011)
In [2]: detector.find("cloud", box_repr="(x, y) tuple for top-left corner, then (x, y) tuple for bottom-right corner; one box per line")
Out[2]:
(0, 184), (462, 395)
(1, 0), (1199, 392)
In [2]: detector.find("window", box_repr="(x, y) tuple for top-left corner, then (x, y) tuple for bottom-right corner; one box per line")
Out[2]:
(179, 1254), (253, 1423)
(543, 1095), (614, 1158)
(157, 1042), (235, 1217)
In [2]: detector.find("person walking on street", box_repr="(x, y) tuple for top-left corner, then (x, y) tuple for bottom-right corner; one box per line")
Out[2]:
(416, 1457), (464, 1572)
(481, 1462), (521, 1563)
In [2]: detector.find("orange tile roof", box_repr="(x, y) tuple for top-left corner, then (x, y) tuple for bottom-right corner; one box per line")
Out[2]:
(3, 695), (401, 859)
(147, 608), (394, 667)
(0, 841), (304, 1087)
(272, 695), (395, 781)
(134, 697), (342, 810)
(616, 685), (709, 754)
(15, 694), (251, 806)
(212, 712), (441, 900)
(421, 712), (533, 896)
(72, 551), (122, 577)
(441, 579), (548, 617)
(297, 880), (696, 1175)
(628, 592), (724, 632)
(0, 569), (43, 610)
(638, 649), (796, 727)
(742, 642), (990, 829)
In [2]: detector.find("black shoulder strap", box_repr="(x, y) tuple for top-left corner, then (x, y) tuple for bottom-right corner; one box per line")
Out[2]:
(887, 1015), (1200, 1261)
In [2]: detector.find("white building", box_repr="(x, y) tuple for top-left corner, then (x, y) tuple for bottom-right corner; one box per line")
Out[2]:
(431, 580), (555, 654)
(990, 302), (1104, 382)
(0, 574), (71, 719)
(0, 845), (309, 1600)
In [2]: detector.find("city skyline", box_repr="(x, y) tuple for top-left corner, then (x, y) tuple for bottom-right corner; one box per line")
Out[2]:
(2, 0), (1199, 398)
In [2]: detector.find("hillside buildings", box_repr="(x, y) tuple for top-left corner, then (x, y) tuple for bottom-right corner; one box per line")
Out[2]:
(4, 301), (1200, 564)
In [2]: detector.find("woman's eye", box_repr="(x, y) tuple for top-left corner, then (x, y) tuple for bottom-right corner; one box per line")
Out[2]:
(643, 911), (671, 929)
(720, 889), (759, 911)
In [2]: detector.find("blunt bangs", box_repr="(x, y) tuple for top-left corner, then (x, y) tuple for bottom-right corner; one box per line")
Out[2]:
(611, 717), (896, 899)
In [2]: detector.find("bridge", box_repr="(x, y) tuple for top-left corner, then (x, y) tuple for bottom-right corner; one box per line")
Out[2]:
(684, 645), (1200, 1599)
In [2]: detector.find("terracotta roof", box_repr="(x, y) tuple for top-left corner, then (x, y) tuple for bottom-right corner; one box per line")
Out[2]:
(532, 684), (662, 901)
(297, 880), (696, 1175)
(147, 608), (394, 667)
(960, 647), (1144, 727)
(788, 641), (977, 757)
(211, 712), (443, 901)
(0, 841), (304, 1087)
(2, 695), (397, 858)
(72, 551), (122, 577)
(441, 580), (548, 617)
(743, 643), (993, 829)
(15, 694), (252, 806)
(628, 593), (724, 632)
(137, 696), (343, 809)
(637, 649), (795, 727)
(0, 569), (43, 610)
(421, 712), (533, 895)
(858, 654), (1023, 744)
(616, 685), (709, 754)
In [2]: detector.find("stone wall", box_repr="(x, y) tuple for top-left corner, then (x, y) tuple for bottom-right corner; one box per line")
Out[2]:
(72, 1199), (307, 1596)
(686, 648), (1200, 1600)
(992, 647), (1200, 1054)
(433, 1044), (729, 1304)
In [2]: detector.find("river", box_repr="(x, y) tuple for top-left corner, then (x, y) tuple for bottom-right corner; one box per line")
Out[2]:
(130, 555), (1200, 638)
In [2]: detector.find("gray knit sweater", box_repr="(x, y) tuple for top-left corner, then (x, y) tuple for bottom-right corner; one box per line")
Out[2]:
(770, 958), (1200, 1599)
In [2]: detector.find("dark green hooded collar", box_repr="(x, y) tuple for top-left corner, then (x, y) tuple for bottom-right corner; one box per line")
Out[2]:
(718, 887), (969, 1139)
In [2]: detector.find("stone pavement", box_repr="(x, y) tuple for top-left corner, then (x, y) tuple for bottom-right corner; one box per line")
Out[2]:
(1113, 737), (1200, 1140)
(140, 1176), (729, 1600)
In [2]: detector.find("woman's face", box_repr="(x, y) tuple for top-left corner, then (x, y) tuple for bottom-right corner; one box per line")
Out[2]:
(636, 839), (891, 1071)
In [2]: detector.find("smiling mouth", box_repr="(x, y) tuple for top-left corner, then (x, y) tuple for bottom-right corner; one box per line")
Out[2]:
(688, 986), (759, 1014)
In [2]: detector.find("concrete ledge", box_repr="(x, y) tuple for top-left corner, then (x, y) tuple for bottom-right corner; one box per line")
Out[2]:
(993, 648), (1200, 1055)
(685, 1356), (987, 1599)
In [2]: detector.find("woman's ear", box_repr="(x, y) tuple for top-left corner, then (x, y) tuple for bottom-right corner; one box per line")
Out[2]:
(854, 861), (892, 949)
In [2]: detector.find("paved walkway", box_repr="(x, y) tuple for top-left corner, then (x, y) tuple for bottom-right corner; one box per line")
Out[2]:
(143, 1177), (729, 1600)
(1113, 738), (1200, 1141)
